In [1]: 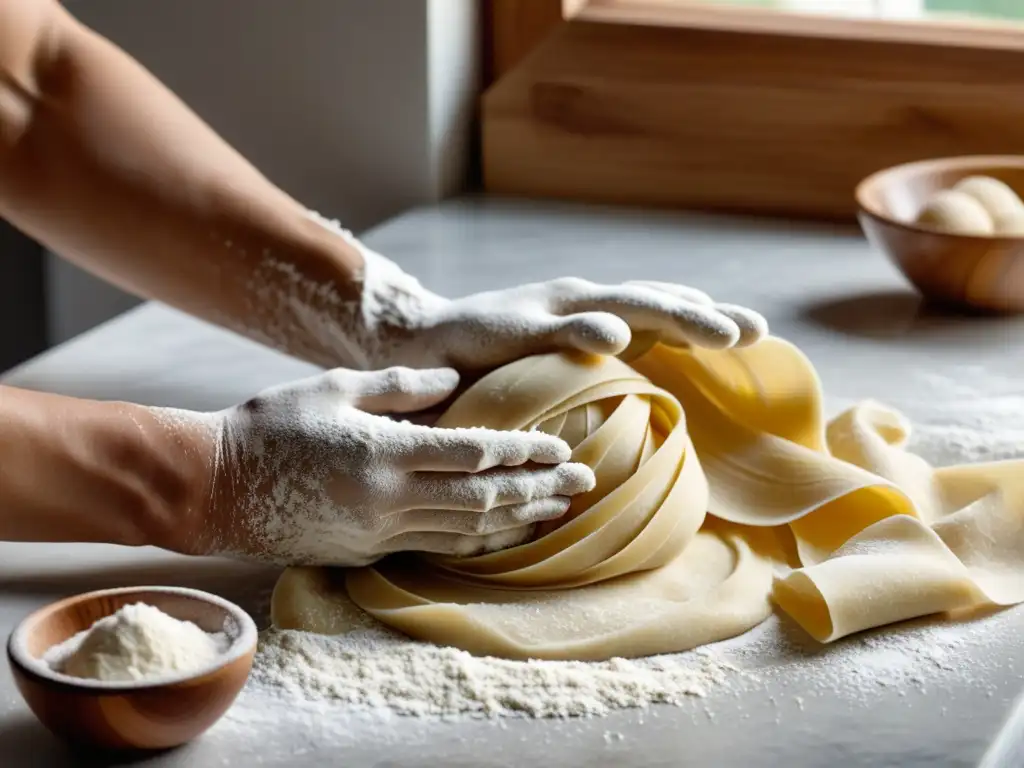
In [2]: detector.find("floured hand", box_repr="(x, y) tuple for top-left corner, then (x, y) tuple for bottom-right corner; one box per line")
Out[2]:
(307, 215), (768, 372)
(411, 277), (767, 371)
(193, 367), (594, 566)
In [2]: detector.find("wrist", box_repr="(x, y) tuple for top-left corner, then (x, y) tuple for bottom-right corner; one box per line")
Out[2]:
(0, 388), (217, 549)
(306, 212), (448, 369)
(77, 402), (220, 551)
(136, 406), (222, 554)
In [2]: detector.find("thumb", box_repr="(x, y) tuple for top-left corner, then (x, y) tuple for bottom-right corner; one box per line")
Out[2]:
(545, 312), (631, 356)
(351, 367), (461, 414)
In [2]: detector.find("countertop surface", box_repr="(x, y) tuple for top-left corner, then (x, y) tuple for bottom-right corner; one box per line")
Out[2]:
(3, 198), (1024, 766)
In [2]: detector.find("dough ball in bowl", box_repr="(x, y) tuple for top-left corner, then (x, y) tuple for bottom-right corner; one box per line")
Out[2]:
(914, 189), (994, 235)
(994, 211), (1024, 236)
(954, 175), (1024, 221)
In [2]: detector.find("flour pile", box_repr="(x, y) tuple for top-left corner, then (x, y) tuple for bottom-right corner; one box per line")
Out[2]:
(233, 601), (1019, 728)
(44, 602), (231, 683)
(251, 625), (745, 719)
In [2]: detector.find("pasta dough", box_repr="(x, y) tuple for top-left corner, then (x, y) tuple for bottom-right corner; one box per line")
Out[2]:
(914, 190), (994, 235)
(994, 211), (1024, 236)
(913, 175), (1024, 236)
(955, 176), (1024, 222)
(272, 339), (1024, 659)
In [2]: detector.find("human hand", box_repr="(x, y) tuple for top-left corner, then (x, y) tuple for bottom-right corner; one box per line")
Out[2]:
(192, 367), (594, 566)
(306, 217), (767, 372)
(405, 277), (768, 371)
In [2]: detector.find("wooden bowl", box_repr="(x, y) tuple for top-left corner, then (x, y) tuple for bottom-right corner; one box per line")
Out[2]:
(856, 156), (1024, 312)
(6, 586), (258, 751)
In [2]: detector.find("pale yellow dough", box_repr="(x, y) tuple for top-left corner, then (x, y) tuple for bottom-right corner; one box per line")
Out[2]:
(272, 339), (1024, 659)
(914, 176), (1024, 236)
(914, 190), (994, 235)
(954, 176), (1024, 223)
(994, 211), (1024, 236)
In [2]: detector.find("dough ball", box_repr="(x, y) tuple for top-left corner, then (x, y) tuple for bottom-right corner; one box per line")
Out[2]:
(915, 190), (994, 235)
(954, 175), (1024, 220)
(271, 567), (378, 634)
(994, 211), (1024, 237)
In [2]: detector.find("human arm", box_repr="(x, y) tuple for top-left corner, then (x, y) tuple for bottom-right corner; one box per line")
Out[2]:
(0, 385), (206, 548)
(0, 368), (593, 564)
(0, 0), (364, 366)
(0, 0), (767, 375)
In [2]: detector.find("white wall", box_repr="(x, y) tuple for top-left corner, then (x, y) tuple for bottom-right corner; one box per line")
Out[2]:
(49, 0), (480, 343)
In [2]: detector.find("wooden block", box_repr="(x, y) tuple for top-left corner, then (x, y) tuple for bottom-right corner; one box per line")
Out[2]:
(483, 7), (1024, 220)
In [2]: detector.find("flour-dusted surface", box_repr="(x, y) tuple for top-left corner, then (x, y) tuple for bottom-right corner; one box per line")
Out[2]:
(238, 600), (1021, 721)
(249, 625), (747, 718)
(207, 604), (1024, 767)
(907, 367), (1024, 466)
(5, 199), (1024, 766)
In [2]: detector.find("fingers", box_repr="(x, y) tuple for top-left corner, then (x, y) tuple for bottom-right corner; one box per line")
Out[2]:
(473, 311), (631, 362)
(546, 278), (768, 350)
(396, 497), (572, 536)
(375, 526), (535, 558)
(625, 279), (715, 306)
(335, 367), (461, 414)
(408, 426), (571, 471)
(630, 281), (767, 346)
(711, 303), (769, 347)
(542, 312), (632, 356)
(558, 284), (740, 349)
(401, 463), (595, 512)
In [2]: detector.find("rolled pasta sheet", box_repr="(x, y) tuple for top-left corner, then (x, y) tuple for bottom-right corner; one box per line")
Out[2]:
(342, 534), (773, 661)
(642, 340), (1024, 644)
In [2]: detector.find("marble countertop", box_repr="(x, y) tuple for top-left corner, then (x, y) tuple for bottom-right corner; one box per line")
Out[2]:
(3, 198), (1024, 766)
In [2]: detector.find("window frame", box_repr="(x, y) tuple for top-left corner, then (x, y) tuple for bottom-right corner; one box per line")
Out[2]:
(483, 0), (1024, 220)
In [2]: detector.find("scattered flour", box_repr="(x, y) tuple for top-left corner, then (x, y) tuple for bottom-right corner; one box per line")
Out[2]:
(249, 624), (746, 719)
(902, 367), (1024, 466)
(205, 602), (1023, 765)
(717, 608), (1019, 704)
(44, 602), (231, 683)
(230, 594), (1021, 725)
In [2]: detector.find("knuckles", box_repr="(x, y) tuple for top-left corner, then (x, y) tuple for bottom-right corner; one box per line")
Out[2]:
(466, 482), (500, 513)
(443, 439), (491, 473)
(545, 276), (595, 298)
(376, 366), (420, 395)
(321, 368), (363, 398)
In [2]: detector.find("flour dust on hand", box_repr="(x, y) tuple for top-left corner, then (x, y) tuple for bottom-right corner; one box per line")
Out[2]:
(158, 367), (594, 567)
(305, 212), (769, 373)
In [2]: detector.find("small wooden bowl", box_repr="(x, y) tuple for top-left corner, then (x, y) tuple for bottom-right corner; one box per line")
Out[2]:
(7, 586), (258, 751)
(856, 155), (1024, 312)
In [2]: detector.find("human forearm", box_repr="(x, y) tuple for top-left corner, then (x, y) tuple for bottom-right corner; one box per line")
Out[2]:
(0, 0), (770, 378)
(0, 0), (367, 366)
(0, 385), (213, 548)
(0, 371), (596, 566)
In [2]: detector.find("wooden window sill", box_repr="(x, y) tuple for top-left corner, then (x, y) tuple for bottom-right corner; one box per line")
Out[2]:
(482, 0), (1024, 220)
